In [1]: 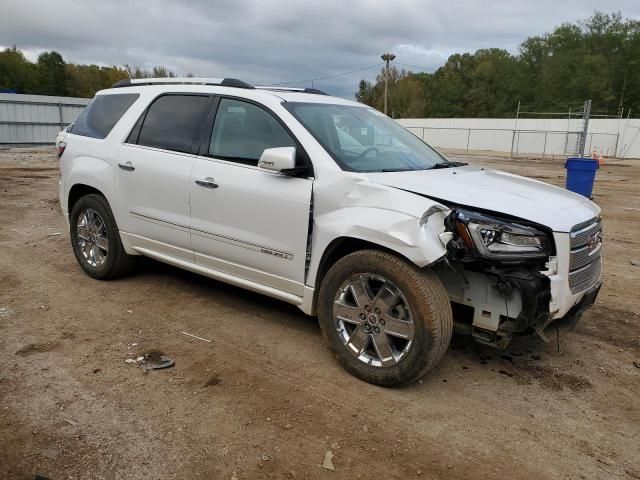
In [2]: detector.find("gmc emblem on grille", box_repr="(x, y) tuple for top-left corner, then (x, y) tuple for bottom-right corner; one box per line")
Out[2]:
(587, 231), (602, 253)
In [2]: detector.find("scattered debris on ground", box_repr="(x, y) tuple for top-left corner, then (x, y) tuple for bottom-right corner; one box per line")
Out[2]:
(181, 331), (212, 343)
(321, 450), (335, 471)
(124, 349), (175, 370)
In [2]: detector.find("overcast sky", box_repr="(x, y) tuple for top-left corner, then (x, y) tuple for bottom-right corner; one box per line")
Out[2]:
(1, 0), (639, 98)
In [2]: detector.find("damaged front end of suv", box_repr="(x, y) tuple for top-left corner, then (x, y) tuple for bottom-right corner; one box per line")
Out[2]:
(435, 208), (570, 348)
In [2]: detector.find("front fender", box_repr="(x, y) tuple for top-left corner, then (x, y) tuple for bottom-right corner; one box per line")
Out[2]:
(308, 176), (450, 288)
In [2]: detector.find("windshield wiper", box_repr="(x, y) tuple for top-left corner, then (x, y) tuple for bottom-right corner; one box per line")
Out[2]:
(430, 161), (468, 169)
(373, 162), (467, 173)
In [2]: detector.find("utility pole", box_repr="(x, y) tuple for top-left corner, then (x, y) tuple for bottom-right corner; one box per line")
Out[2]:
(380, 53), (396, 115)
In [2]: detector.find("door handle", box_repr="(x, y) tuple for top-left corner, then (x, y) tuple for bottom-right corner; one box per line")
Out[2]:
(118, 161), (135, 171)
(195, 177), (219, 189)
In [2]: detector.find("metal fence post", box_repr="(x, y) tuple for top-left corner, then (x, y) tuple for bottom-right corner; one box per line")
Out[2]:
(466, 128), (470, 152)
(577, 99), (592, 157)
(542, 132), (548, 159)
(58, 100), (64, 129)
(510, 101), (520, 158)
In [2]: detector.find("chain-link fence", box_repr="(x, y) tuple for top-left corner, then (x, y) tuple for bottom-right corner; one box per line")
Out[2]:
(400, 121), (638, 159)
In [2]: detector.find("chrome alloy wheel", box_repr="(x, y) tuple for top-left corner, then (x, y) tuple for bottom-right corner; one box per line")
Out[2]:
(333, 274), (415, 367)
(76, 208), (109, 267)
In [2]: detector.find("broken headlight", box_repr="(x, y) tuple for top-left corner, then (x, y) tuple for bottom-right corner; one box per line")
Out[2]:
(453, 209), (550, 261)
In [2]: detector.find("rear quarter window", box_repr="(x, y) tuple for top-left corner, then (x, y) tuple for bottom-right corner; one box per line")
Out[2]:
(136, 94), (210, 154)
(71, 93), (139, 139)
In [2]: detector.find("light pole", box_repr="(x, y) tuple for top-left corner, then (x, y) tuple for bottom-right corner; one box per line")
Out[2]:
(380, 53), (396, 115)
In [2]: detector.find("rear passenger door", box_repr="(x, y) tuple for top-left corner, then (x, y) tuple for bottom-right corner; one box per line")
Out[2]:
(189, 97), (313, 296)
(116, 94), (211, 262)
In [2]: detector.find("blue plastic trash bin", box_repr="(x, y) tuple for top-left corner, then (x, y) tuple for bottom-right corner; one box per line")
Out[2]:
(565, 158), (599, 198)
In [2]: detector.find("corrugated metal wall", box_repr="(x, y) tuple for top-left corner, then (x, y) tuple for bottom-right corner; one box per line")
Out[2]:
(397, 117), (640, 159)
(0, 93), (90, 146)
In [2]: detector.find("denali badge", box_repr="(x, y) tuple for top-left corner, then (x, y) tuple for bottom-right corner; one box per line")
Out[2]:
(260, 248), (293, 260)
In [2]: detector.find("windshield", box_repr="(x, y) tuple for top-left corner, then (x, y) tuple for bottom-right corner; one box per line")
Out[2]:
(284, 102), (450, 172)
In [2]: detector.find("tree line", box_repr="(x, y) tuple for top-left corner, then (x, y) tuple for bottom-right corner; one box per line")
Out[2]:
(0, 48), (185, 98)
(357, 12), (640, 118)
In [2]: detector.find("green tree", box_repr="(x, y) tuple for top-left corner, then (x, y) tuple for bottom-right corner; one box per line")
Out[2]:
(0, 47), (182, 97)
(0, 46), (37, 93)
(65, 63), (129, 97)
(37, 51), (67, 95)
(357, 11), (640, 118)
(355, 79), (377, 106)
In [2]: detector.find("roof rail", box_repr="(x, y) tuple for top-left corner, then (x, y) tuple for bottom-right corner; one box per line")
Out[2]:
(111, 77), (255, 89)
(255, 86), (328, 95)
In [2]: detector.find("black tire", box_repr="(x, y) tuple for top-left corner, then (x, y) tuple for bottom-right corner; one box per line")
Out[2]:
(318, 249), (452, 387)
(69, 193), (134, 279)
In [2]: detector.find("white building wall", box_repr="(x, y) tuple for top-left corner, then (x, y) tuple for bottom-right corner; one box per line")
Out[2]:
(397, 117), (640, 159)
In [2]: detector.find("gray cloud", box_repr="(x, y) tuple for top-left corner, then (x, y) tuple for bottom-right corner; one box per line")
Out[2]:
(2, 0), (639, 97)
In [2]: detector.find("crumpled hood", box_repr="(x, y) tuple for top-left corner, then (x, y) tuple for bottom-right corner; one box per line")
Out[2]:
(366, 165), (600, 232)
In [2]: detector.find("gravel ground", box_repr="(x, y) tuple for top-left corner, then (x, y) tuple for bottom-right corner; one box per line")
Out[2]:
(0, 148), (639, 480)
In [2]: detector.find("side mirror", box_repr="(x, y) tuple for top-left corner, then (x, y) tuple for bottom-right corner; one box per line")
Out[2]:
(258, 147), (296, 172)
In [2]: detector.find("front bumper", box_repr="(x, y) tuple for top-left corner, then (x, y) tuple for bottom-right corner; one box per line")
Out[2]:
(533, 281), (601, 342)
(476, 272), (600, 347)
(438, 256), (602, 348)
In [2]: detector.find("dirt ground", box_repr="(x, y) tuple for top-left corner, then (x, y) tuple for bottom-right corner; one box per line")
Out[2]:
(0, 148), (638, 480)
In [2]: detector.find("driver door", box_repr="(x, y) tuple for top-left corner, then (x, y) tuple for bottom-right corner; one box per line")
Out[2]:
(189, 97), (313, 296)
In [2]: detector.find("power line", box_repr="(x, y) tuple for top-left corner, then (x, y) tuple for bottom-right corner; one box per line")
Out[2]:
(270, 62), (384, 86)
(395, 62), (436, 72)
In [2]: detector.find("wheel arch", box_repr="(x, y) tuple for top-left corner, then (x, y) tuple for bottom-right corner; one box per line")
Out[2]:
(308, 236), (419, 316)
(68, 184), (106, 215)
(62, 154), (115, 217)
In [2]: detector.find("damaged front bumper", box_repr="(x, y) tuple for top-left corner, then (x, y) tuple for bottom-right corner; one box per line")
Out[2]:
(436, 263), (601, 348)
(533, 281), (601, 343)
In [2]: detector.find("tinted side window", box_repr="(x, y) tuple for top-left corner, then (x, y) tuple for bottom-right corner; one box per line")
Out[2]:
(71, 93), (139, 139)
(209, 98), (295, 165)
(138, 95), (209, 153)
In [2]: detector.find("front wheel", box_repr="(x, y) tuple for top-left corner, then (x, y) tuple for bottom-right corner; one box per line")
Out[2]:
(318, 250), (452, 387)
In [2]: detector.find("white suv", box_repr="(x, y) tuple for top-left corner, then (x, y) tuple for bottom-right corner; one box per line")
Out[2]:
(58, 77), (602, 386)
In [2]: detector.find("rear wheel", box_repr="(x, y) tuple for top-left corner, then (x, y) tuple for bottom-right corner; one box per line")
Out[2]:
(69, 194), (134, 279)
(318, 250), (452, 386)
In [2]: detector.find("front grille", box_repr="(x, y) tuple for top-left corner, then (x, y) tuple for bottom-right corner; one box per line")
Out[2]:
(568, 217), (602, 294)
(569, 257), (602, 294)
(569, 243), (602, 270)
